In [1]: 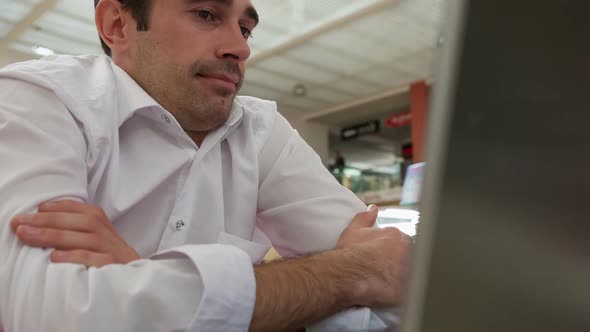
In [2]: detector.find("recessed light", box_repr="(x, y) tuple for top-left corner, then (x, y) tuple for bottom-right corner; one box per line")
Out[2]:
(292, 83), (307, 97)
(32, 46), (55, 56)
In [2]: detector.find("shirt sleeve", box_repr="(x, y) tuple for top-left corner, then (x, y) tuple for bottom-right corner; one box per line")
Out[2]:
(256, 114), (399, 331)
(0, 78), (255, 332)
(257, 113), (367, 257)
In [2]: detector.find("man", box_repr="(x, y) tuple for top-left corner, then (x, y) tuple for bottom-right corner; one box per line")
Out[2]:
(0, 0), (409, 331)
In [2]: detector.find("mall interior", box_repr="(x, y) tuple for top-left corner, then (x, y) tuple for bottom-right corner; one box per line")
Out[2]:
(2, 0), (588, 331)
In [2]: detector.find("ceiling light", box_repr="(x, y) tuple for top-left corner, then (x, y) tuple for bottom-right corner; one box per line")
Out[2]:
(292, 83), (307, 97)
(32, 46), (55, 56)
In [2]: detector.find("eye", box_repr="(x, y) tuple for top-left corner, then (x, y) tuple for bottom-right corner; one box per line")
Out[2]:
(240, 26), (253, 39)
(194, 10), (215, 21)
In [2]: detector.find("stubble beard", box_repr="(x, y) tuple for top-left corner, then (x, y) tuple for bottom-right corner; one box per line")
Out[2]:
(176, 60), (243, 131)
(133, 42), (243, 133)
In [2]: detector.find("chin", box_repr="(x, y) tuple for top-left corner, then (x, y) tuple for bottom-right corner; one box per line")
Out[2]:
(204, 105), (233, 128)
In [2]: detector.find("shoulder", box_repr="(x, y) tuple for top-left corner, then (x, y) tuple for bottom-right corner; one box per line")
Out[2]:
(233, 95), (295, 131)
(0, 77), (88, 157)
(233, 95), (297, 151)
(0, 54), (115, 103)
(0, 54), (120, 131)
(0, 54), (115, 100)
(0, 54), (112, 80)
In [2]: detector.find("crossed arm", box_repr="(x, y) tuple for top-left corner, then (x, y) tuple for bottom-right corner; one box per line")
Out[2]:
(10, 201), (409, 332)
(0, 79), (409, 331)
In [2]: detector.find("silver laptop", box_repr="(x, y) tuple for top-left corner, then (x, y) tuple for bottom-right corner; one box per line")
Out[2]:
(400, 0), (590, 331)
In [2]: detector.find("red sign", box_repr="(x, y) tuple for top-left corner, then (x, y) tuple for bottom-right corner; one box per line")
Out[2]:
(386, 112), (412, 128)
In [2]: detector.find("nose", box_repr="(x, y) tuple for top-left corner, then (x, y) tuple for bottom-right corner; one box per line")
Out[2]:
(215, 24), (251, 62)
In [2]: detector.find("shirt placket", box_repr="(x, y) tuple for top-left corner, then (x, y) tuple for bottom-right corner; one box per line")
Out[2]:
(143, 107), (197, 251)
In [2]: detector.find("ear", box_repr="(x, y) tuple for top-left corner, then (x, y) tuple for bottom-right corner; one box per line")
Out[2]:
(95, 0), (134, 56)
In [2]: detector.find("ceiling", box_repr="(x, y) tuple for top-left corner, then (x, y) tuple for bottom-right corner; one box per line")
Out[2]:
(0, 0), (445, 168)
(0, 0), (444, 114)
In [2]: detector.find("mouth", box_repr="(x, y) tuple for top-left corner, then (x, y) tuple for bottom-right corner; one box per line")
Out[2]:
(196, 73), (239, 91)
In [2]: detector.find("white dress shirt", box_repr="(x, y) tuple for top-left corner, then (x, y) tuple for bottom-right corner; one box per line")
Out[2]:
(0, 55), (394, 332)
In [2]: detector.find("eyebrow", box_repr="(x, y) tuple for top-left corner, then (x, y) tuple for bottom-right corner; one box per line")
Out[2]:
(184, 0), (259, 26)
(245, 6), (259, 26)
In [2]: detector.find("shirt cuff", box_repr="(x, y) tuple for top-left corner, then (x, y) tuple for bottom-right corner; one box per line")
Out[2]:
(306, 307), (401, 332)
(156, 244), (256, 332)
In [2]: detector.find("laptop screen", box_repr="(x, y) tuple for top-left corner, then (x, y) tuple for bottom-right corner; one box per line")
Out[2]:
(400, 1), (590, 331)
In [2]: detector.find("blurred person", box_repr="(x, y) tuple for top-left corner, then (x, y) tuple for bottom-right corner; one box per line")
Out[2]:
(0, 0), (410, 331)
(334, 149), (347, 170)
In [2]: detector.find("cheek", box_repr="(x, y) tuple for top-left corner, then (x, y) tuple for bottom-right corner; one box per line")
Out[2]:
(151, 24), (209, 63)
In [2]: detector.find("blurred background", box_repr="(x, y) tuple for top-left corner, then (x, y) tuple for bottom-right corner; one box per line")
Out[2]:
(0, 0), (445, 233)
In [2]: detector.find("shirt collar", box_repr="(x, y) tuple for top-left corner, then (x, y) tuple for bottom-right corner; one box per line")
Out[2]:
(112, 63), (162, 127)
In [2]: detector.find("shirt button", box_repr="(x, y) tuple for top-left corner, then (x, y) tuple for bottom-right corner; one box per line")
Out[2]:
(161, 114), (171, 123)
(175, 220), (185, 231)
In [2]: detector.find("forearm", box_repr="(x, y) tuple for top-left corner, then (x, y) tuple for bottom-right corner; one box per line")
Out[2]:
(250, 248), (363, 332)
(1, 232), (255, 332)
(1, 245), (199, 331)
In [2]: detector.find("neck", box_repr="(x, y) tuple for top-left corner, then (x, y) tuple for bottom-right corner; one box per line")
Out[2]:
(185, 130), (208, 147)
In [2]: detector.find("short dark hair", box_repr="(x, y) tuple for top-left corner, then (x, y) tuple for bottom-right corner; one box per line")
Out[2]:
(94, 0), (152, 56)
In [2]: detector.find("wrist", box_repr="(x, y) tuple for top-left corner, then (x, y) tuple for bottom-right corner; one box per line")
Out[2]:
(331, 246), (372, 307)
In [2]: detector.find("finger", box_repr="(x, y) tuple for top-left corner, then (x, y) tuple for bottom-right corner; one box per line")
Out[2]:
(51, 250), (114, 268)
(38, 200), (89, 213)
(39, 200), (93, 214)
(348, 205), (379, 229)
(11, 213), (95, 233)
(15, 225), (102, 252)
(399, 232), (413, 244)
(39, 200), (112, 227)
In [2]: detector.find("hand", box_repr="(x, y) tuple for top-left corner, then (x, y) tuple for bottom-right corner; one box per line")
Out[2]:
(10, 200), (140, 268)
(336, 205), (412, 308)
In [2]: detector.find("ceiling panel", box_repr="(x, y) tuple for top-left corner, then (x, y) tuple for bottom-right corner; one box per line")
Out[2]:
(303, 0), (374, 18)
(352, 15), (435, 53)
(312, 29), (374, 57)
(9, 40), (35, 54)
(279, 96), (327, 112)
(19, 28), (98, 55)
(36, 12), (98, 44)
(329, 79), (387, 97)
(0, 20), (12, 38)
(248, 27), (287, 55)
(286, 43), (374, 76)
(305, 86), (353, 105)
(364, 66), (415, 88)
(0, 0), (35, 23)
(244, 68), (298, 93)
(393, 48), (435, 79)
(256, 57), (340, 85)
(249, 0), (386, 57)
(53, 0), (95, 20)
(404, 0), (445, 26)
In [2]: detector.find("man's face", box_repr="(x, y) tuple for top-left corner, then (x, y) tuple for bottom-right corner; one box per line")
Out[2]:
(123, 0), (258, 133)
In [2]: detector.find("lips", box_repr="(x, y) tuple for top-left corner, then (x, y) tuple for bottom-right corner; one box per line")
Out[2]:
(197, 73), (240, 85)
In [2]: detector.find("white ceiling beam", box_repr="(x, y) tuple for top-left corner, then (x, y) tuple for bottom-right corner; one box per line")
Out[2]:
(0, 0), (59, 49)
(247, 0), (401, 66)
(304, 85), (410, 121)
